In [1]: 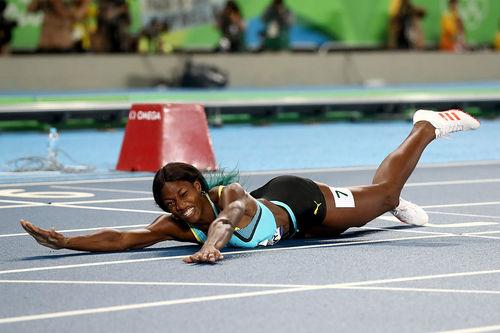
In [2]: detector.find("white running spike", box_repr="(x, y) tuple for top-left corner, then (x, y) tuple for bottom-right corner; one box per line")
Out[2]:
(391, 198), (429, 226)
(413, 109), (480, 138)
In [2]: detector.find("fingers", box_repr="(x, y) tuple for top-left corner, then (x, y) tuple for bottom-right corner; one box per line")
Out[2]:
(20, 219), (34, 233)
(19, 220), (62, 250)
(183, 247), (224, 264)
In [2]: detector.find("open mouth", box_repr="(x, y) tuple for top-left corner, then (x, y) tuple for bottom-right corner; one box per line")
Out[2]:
(182, 207), (195, 219)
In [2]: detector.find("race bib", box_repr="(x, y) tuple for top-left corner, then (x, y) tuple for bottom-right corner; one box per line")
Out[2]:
(330, 187), (355, 208)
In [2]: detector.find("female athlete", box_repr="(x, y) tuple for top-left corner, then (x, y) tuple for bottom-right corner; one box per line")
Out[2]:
(20, 109), (480, 263)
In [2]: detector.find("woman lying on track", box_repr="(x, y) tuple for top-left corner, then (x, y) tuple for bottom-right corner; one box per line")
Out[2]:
(20, 109), (480, 263)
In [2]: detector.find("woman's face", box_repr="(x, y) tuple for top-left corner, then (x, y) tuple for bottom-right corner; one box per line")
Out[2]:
(161, 180), (205, 224)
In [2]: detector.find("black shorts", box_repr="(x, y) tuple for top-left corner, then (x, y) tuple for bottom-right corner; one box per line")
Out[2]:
(250, 175), (326, 232)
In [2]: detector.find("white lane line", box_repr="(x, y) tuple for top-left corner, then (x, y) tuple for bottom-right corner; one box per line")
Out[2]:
(2, 280), (499, 296)
(335, 286), (500, 295)
(422, 201), (500, 209)
(362, 225), (453, 236)
(0, 199), (47, 205)
(0, 286), (322, 324)
(0, 234), (454, 275)
(0, 279), (309, 289)
(360, 223), (500, 239)
(461, 234), (500, 240)
(240, 160), (500, 176)
(1, 267), (499, 324)
(51, 185), (151, 194)
(405, 178), (500, 187)
(50, 203), (162, 215)
(376, 215), (498, 228)
(0, 177), (153, 188)
(0, 204), (45, 209)
(1, 160), (499, 188)
(1, 224), (149, 238)
(465, 231), (500, 235)
(0, 198), (160, 214)
(0, 202), (160, 214)
(427, 211), (500, 220)
(58, 197), (152, 205)
(461, 230), (500, 240)
(426, 222), (499, 228)
(338, 269), (500, 287)
(435, 324), (500, 333)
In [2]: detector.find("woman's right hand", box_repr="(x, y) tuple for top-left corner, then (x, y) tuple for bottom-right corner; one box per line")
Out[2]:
(20, 219), (66, 250)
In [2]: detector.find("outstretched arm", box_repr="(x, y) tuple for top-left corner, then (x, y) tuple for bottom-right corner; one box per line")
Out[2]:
(183, 183), (249, 264)
(20, 215), (196, 252)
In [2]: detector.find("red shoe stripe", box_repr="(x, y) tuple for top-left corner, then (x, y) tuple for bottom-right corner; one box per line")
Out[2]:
(444, 112), (455, 121)
(439, 113), (449, 120)
(450, 112), (461, 120)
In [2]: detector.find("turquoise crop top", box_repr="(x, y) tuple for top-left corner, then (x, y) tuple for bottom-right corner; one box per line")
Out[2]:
(187, 191), (298, 248)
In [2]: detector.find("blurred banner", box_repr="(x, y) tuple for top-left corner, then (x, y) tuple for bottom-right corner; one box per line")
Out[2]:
(4, 0), (500, 51)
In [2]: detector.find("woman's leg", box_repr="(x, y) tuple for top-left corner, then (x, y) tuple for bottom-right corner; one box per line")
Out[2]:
(308, 109), (480, 236)
(314, 121), (436, 234)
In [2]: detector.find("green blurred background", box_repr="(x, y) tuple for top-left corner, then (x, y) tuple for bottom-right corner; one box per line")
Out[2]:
(5, 0), (500, 51)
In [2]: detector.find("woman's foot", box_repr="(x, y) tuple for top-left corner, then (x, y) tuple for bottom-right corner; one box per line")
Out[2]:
(413, 109), (480, 138)
(391, 198), (428, 226)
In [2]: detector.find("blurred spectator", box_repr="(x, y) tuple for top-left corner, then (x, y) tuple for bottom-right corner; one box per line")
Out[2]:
(156, 21), (174, 54)
(261, 0), (292, 51)
(216, 0), (245, 52)
(93, 0), (130, 52)
(388, 0), (426, 50)
(495, 32), (500, 51)
(28, 0), (75, 52)
(0, 0), (17, 55)
(72, 0), (95, 52)
(137, 18), (173, 54)
(439, 0), (466, 52)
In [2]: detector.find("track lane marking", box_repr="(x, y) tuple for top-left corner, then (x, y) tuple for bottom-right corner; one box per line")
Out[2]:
(51, 185), (151, 194)
(405, 178), (500, 187)
(465, 231), (500, 235)
(461, 234), (500, 240)
(0, 204), (46, 209)
(1, 268), (499, 324)
(0, 199), (48, 205)
(0, 177), (153, 188)
(1, 224), (149, 238)
(335, 286), (500, 295)
(0, 279), (308, 288)
(376, 215), (498, 228)
(58, 197), (153, 205)
(0, 286), (321, 324)
(1, 280), (499, 296)
(3, 211), (497, 238)
(425, 222), (499, 228)
(0, 234), (454, 275)
(337, 269), (500, 287)
(426, 211), (500, 220)
(435, 324), (500, 333)
(1, 160), (500, 188)
(50, 203), (161, 215)
(240, 160), (500, 176)
(422, 201), (500, 209)
(362, 225), (453, 236)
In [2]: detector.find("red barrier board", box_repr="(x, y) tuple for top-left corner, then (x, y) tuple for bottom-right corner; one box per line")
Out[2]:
(116, 104), (217, 172)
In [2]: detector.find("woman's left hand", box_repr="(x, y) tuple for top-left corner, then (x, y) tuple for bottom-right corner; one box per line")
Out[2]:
(183, 245), (224, 264)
